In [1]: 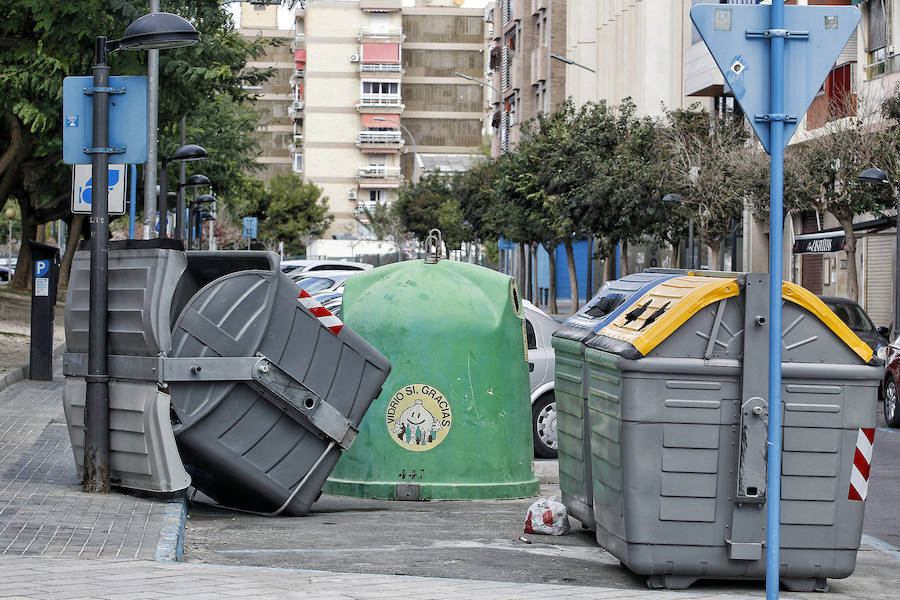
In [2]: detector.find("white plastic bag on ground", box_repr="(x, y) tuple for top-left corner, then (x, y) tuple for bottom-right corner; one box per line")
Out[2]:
(523, 496), (570, 535)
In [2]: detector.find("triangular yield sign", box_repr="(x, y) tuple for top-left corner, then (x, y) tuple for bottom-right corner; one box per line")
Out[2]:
(690, 4), (860, 154)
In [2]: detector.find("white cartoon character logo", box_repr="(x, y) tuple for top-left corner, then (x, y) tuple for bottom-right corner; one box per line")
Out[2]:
(394, 399), (442, 446)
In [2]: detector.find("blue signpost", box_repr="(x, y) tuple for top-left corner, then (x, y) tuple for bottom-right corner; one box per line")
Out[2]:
(242, 216), (258, 250)
(691, 2), (859, 598)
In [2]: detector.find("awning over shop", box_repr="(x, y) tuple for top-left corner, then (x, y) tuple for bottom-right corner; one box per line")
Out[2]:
(792, 216), (893, 254)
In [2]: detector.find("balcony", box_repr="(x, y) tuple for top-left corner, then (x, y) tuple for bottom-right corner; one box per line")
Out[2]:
(360, 63), (402, 73)
(530, 45), (547, 85)
(684, 41), (724, 97)
(865, 53), (900, 79)
(290, 99), (304, 117)
(356, 130), (404, 151)
(531, 0), (547, 14)
(360, 0), (401, 12)
(358, 27), (405, 42)
(291, 33), (305, 52)
(357, 94), (404, 113)
(357, 166), (402, 188)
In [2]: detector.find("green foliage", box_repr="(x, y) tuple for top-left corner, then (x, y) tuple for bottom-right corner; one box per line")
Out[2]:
(395, 172), (468, 248)
(258, 174), (332, 255)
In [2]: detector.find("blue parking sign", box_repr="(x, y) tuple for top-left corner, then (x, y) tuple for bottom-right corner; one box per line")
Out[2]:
(34, 260), (50, 278)
(242, 217), (258, 239)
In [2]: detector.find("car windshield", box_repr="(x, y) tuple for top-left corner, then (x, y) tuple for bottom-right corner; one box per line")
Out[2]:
(296, 277), (336, 294)
(827, 302), (874, 332)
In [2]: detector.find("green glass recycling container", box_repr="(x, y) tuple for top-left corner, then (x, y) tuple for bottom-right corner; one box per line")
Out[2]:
(324, 259), (539, 500)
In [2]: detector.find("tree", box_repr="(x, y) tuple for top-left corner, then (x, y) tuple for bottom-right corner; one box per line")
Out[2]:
(258, 174), (332, 256)
(355, 201), (412, 261)
(662, 106), (752, 269)
(0, 1), (276, 289)
(395, 172), (468, 253)
(790, 96), (898, 301)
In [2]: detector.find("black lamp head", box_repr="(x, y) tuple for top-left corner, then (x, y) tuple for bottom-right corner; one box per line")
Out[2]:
(171, 144), (208, 162)
(118, 13), (200, 51)
(182, 174), (212, 188)
(858, 167), (889, 185)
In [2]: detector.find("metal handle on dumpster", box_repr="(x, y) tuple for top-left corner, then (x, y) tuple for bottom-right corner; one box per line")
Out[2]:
(425, 228), (443, 264)
(250, 357), (359, 449)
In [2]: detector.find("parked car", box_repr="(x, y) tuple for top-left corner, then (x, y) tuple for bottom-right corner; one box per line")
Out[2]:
(819, 296), (890, 361)
(883, 340), (900, 427)
(0, 265), (10, 283)
(524, 300), (561, 459)
(289, 270), (359, 295)
(280, 259), (372, 275)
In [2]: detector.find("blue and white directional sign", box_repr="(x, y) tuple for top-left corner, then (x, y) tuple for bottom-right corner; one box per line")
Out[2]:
(62, 76), (148, 165)
(71, 164), (127, 215)
(242, 217), (258, 239)
(34, 260), (50, 278)
(691, 4), (859, 153)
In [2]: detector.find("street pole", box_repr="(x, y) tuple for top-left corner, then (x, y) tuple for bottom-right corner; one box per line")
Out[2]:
(176, 116), (186, 240)
(766, 2), (785, 598)
(158, 156), (168, 237)
(143, 0), (160, 239)
(894, 188), (900, 336)
(688, 220), (694, 270)
(85, 36), (112, 493)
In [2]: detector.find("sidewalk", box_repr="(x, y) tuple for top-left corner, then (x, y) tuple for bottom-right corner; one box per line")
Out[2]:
(0, 374), (184, 562)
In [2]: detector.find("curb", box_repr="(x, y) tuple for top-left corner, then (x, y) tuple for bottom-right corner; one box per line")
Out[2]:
(534, 459), (559, 484)
(0, 342), (66, 393)
(155, 492), (189, 563)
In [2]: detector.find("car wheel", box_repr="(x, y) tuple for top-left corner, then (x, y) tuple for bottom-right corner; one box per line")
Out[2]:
(532, 393), (558, 459)
(885, 378), (900, 428)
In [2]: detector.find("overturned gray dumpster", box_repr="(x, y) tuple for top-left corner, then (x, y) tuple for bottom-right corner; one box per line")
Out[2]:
(63, 240), (389, 515)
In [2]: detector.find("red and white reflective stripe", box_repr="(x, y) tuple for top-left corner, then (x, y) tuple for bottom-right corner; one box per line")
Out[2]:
(297, 289), (343, 336)
(848, 427), (875, 502)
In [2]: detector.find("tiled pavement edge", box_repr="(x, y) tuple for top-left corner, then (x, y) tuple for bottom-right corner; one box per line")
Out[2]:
(0, 555), (795, 600)
(0, 373), (186, 561)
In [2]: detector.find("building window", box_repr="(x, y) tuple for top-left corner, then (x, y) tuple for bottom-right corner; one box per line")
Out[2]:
(362, 80), (400, 95)
(293, 153), (303, 173)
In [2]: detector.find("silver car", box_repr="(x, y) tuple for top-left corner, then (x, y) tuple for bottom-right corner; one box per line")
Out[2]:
(524, 300), (560, 458)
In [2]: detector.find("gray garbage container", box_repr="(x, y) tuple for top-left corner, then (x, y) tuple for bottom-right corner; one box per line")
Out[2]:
(63, 239), (191, 492)
(168, 267), (390, 516)
(552, 271), (680, 528)
(576, 273), (879, 591)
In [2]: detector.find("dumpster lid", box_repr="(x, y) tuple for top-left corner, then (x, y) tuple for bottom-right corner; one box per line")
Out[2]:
(781, 282), (873, 362)
(594, 275), (740, 357)
(591, 275), (873, 362)
(562, 271), (681, 334)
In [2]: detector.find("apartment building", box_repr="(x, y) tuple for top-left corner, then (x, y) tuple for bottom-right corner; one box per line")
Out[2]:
(237, 2), (296, 181)
(486, 0), (567, 155)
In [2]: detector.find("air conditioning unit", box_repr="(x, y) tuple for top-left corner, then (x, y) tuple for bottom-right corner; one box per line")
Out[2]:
(348, 191), (358, 201)
(350, 54), (360, 63)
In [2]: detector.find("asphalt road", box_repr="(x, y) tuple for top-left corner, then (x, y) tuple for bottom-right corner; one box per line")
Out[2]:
(864, 404), (900, 551)
(183, 408), (900, 599)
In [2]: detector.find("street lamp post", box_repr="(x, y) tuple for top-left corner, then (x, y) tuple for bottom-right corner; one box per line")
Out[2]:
(373, 116), (418, 183)
(159, 144), (207, 239)
(84, 12), (199, 494)
(549, 53), (596, 73)
(180, 173), (211, 242)
(190, 193), (216, 250)
(859, 167), (900, 334)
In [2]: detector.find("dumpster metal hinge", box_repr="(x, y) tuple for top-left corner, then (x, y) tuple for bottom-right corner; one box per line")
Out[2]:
(250, 357), (358, 450)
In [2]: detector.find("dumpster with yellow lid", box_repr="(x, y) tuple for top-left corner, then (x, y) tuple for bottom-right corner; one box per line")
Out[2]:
(564, 272), (880, 591)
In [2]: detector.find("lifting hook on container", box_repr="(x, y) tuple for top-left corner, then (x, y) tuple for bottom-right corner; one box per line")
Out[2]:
(425, 228), (444, 264)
